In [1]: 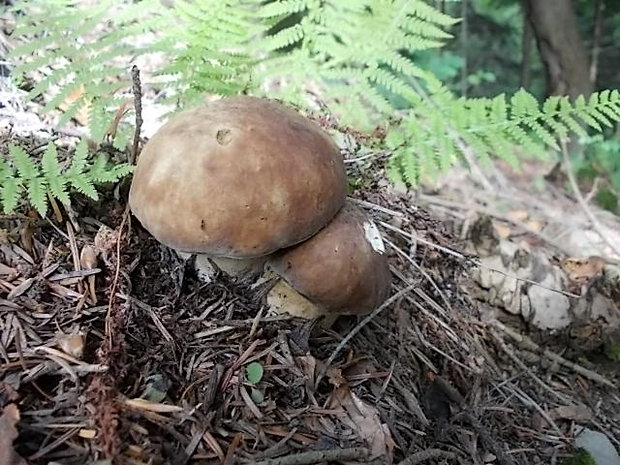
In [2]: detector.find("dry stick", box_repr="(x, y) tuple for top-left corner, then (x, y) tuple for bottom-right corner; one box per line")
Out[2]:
(490, 330), (572, 404)
(130, 65), (143, 165)
(315, 284), (417, 389)
(106, 207), (130, 344)
(491, 319), (616, 389)
(379, 220), (581, 299)
(397, 448), (457, 465)
(385, 238), (453, 314)
(417, 193), (576, 258)
(561, 139), (620, 258)
(251, 447), (369, 465)
(27, 427), (80, 460)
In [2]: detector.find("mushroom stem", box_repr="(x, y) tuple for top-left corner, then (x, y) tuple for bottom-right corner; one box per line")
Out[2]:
(266, 279), (325, 319)
(196, 254), (267, 280)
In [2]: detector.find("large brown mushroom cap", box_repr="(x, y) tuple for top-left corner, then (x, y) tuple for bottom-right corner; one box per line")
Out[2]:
(267, 201), (391, 316)
(128, 96), (347, 258)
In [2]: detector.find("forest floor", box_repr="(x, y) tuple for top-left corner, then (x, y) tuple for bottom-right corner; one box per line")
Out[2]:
(2, 103), (620, 465)
(1, 15), (620, 465)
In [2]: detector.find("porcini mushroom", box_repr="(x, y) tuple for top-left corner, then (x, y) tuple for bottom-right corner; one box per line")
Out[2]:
(266, 201), (391, 319)
(128, 96), (347, 278)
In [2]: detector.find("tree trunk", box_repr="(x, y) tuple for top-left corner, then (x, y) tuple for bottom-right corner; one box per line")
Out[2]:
(524, 0), (592, 99)
(520, 1), (533, 89)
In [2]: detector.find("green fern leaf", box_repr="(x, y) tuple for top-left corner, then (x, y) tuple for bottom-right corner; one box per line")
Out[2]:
(69, 176), (99, 201)
(0, 178), (20, 214)
(86, 154), (133, 183)
(9, 144), (39, 180)
(66, 140), (90, 177)
(27, 177), (48, 216)
(0, 157), (12, 180)
(402, 147), (420, 185)
(42, 142), (71, 205)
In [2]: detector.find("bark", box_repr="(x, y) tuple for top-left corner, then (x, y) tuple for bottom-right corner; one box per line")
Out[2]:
(589, 0), (605, 85)
(524, 0), (592, 99)
(460, 0), (469, 96)
(520, 0), (533, 89)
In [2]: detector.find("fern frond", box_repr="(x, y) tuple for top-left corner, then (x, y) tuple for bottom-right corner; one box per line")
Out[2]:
(255, 0), (457, 129)
(10, 0), (162, 143)
(384, 88), (620, 185)
(65, 140), (90, 178)
(27, 177), (48, 216)
(42, 142), (71, 206)
(154, 0), (259, 104)
(8, 144), (47, 215)
(68, 176), (98, 201)
(1, 139), (132, 215)
(9, 144), (39, 180)
(0, 157), (19, 213)
(0, 178), (20, 214)
(87, 154), (133, 183)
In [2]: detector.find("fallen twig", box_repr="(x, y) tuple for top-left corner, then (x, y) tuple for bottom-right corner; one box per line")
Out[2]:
(491, 319), (616, 388)
(130, 64), (143, 165)
(561, 139), (620, 258)
(251, 447), (369, 465)
(397, 448), (457, 465)
(316, 284), (417, 388)
(380, 220), (581, 299)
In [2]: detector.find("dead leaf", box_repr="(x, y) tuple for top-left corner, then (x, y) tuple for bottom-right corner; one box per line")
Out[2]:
(0, 404), (28, 465)
(296, 355), (318, 390)
(0, 381), (19, 408)
(506, 210), (529, 222)
(105, 100), (132, 140)
(58, 86), (91, 127)
(78, 428), (97, 439)
(57, 333), (85, 359)
(327, 367), (347, 388)
(492, 222), (512, 239)
(327, 386), (395, 462)
(549, 404), (593, 422)
(524, 219), (544, 233)
(561, 256), (606, 290)
(202, 430), (225, 462)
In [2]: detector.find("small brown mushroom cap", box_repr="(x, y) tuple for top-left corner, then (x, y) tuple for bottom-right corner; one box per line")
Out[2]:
(267, 201), (391, 316)
(129, 96), (347, 258)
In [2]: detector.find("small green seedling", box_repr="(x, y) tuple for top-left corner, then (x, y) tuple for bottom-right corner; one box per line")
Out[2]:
(562, 448), (595, 465)
(245, 361), (265, 404)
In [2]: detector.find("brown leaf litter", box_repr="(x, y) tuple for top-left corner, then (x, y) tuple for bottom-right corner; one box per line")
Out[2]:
(0, 402), (28, 465)
(0, 129), (619, 465)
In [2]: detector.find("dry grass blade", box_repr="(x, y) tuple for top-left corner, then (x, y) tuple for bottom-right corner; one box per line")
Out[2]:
(124, 398), (184, 413)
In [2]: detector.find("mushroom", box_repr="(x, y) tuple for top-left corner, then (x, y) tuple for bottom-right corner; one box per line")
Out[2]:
(265, 201), (391, 320)
(128, 96), (347, 278)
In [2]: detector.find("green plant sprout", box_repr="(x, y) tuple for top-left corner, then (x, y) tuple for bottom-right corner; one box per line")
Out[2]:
(245, 361), (265, 404)
(0, 140), (133, 217)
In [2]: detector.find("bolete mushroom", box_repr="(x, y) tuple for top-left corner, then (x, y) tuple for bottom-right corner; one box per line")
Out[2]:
(128, 96), (347, 277)
(265, 201), (391, 320)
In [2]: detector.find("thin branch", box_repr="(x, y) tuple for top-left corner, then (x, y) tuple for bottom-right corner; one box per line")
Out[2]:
(251, 447), (368, 465)
(378, 220), (581, 299)
(315, 284), (417, 389)
(397, 448), (457, 465)
(491, 319), (616, 388)
(130, 65), (143, 165)
(561, 139), (620, 258)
